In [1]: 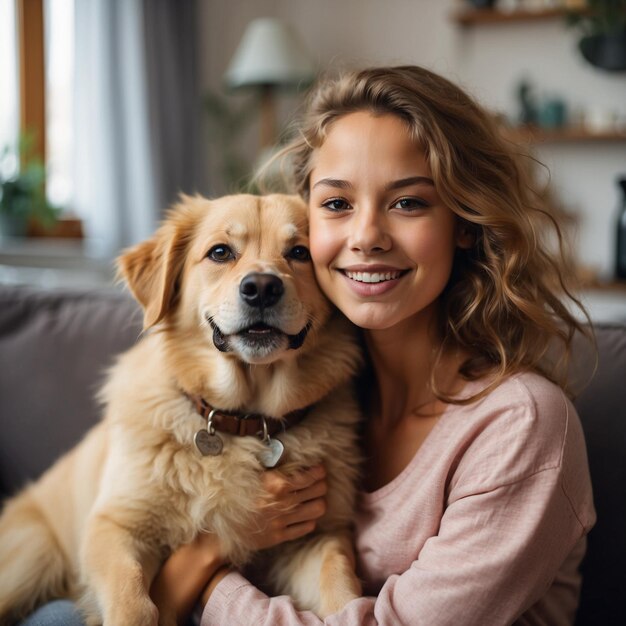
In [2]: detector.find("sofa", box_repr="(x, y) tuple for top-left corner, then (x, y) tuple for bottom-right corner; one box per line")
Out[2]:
(0, 283), (624, 625)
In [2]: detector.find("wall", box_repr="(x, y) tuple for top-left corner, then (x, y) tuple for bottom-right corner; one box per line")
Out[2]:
(197, 0), (626, 277)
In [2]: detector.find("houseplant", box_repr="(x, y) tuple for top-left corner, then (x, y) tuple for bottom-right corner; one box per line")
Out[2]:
(0, 133), (58, 237)
(568, 0), (626, 71)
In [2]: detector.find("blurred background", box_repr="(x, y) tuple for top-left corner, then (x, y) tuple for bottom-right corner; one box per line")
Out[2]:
(0, 0), (625, 321)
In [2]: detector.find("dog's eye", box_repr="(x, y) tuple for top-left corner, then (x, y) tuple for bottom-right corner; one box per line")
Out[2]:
(207, 244), (235, 262)
(286, 245), (311, 262)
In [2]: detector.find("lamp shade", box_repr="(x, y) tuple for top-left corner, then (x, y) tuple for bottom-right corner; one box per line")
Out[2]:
(225, 18), (315, 89)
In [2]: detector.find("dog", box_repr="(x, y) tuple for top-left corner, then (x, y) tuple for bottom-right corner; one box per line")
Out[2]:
(0, 194), (363, 625)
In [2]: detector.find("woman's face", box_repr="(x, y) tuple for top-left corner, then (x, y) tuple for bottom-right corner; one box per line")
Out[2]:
(308, 111), (468, 331)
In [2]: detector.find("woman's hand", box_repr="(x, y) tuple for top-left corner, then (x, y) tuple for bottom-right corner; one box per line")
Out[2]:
(199, 464), (329, 607)
(150, 530), (226, 625)
(249, 463), (328, 550)
(153, 464), (328, 622)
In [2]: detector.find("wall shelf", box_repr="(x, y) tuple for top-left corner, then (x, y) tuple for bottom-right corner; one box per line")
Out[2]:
(503, 125), (626, 144)
(584, 280), (626, 293)
(452, 7), (582, 26)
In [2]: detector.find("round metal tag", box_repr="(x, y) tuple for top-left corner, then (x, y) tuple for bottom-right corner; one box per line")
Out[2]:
(194, 429), (223, 456)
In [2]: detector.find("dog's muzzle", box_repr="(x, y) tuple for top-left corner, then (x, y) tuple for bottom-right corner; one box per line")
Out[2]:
(208, 272), (311, 354)
(208, 319), (311, 353)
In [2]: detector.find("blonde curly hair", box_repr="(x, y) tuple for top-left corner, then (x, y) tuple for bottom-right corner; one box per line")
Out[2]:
(272, 65), (591, 399)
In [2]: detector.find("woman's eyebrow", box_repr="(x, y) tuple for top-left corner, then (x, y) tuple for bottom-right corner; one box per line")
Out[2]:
(384, 176), (434, 191)
(311, 176), (434, 191)
(311, 178), (353, 190)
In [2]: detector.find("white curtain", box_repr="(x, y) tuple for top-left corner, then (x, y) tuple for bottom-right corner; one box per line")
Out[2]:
(0, 0), (19, 178)
(73, 0), (157, 257)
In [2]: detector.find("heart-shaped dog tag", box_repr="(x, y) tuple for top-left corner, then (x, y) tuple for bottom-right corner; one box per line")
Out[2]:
(194, 429), (223, 456)
(259, 437), (285, 468)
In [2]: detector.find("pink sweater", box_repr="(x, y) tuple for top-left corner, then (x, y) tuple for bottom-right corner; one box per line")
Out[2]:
(201, 372), (595, 625)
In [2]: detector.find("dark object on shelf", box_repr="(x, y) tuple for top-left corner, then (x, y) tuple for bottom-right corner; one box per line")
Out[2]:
(579, 31), (626, 70)
(466, 0), (496, 8)
(516, 79), (539, 126)
(616, 177), (626, 279)
(567, 0), (626, 71)
(538, 98), (567, 129)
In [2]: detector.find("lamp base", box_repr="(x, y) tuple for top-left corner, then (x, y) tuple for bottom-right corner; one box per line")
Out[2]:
(259, 85), (277, 150)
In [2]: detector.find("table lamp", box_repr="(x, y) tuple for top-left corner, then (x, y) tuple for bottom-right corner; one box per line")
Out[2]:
(224, 18), (315, 150)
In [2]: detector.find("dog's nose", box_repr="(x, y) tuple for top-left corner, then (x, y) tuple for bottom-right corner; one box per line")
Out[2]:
(240, 273), (284, 308)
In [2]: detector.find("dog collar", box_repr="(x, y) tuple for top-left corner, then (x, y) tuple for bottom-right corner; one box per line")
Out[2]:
(185, 393), (309, 467)
(187, 393), (308, 437)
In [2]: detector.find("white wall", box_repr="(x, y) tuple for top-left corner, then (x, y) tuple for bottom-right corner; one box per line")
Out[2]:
(197, 0), (626, 276)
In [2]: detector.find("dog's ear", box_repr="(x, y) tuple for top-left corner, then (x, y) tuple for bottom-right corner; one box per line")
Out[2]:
(117, 204), (196, 329)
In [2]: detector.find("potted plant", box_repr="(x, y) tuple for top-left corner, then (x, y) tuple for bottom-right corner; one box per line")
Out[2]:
(568, 0), (626, 71)
(0, 133), (59, 237)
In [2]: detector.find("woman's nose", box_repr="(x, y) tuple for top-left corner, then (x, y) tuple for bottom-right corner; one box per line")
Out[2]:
(348, 207), (391, 254)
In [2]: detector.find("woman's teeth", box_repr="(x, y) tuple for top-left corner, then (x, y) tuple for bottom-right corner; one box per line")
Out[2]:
(345, 270), (402, 283)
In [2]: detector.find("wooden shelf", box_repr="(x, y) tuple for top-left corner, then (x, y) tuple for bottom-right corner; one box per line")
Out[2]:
(503, 125), (626, 144)
(583, 280), (626, 293)
(452, 7), (583, 26)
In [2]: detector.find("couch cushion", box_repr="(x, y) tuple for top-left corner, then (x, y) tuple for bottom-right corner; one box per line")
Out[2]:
(0, 285), (142, 497)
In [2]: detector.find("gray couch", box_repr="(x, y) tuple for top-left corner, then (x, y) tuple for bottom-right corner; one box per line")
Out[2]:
(0, 284), (624, 625)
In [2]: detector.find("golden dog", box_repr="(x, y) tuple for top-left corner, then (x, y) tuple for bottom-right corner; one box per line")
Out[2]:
(0, 194), (363, 625)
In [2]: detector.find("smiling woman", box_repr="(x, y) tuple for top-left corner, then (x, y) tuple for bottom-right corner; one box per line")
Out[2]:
(308, 111), (471, 331)
(191, 66), (596, 626)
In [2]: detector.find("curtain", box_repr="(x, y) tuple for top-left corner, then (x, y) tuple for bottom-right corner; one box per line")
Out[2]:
(142, 0), (204, 211)
(72, 0), (204, 257)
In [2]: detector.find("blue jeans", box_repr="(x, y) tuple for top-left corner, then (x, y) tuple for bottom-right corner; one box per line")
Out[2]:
(19, 600), (86, 626)
(18, 600), (201, 626)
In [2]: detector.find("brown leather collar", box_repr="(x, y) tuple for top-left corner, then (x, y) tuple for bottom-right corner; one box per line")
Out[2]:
(186, 393), (309, 438)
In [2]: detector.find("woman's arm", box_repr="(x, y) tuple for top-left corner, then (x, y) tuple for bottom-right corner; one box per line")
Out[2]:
(151, 464), (328, 625)
(199, 468), (589, 626)
(198, 392), (595, 625)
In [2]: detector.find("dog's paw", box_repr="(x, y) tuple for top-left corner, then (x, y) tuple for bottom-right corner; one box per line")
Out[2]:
(318, 590), (360, 619)
(318, 571), (362, 618)
(104, 597), (158, 626)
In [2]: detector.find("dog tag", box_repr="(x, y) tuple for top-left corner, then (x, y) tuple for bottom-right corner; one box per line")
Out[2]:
(194, 429), (223, 456)
(259, 437), (285, 468)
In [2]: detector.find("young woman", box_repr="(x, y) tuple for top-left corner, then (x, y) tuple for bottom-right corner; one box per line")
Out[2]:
(22, 66), (595, 626)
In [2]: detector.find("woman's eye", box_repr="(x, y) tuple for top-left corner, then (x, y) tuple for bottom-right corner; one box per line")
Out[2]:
(207, 244), (235, 262)
(392, 197), (429, 211)
(322, 198), (350, 212)
(286, 245), (311, 262)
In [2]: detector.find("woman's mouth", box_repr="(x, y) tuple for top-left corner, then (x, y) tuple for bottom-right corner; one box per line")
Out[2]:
(339, 268), (408, 296)
(344, 270), (403, 284)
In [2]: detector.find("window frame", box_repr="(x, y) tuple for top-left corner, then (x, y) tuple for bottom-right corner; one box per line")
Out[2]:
(17, 0), (46, 165)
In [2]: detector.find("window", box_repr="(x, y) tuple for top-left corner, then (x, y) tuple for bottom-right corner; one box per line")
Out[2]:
(2, 0), (160, 253)
(0, 0), (74, 210)
(0, 0), (19, 180)
(44, 0), (74, 208)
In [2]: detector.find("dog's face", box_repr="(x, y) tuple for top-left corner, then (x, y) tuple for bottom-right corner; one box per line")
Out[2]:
(119, 194), (331, 365)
